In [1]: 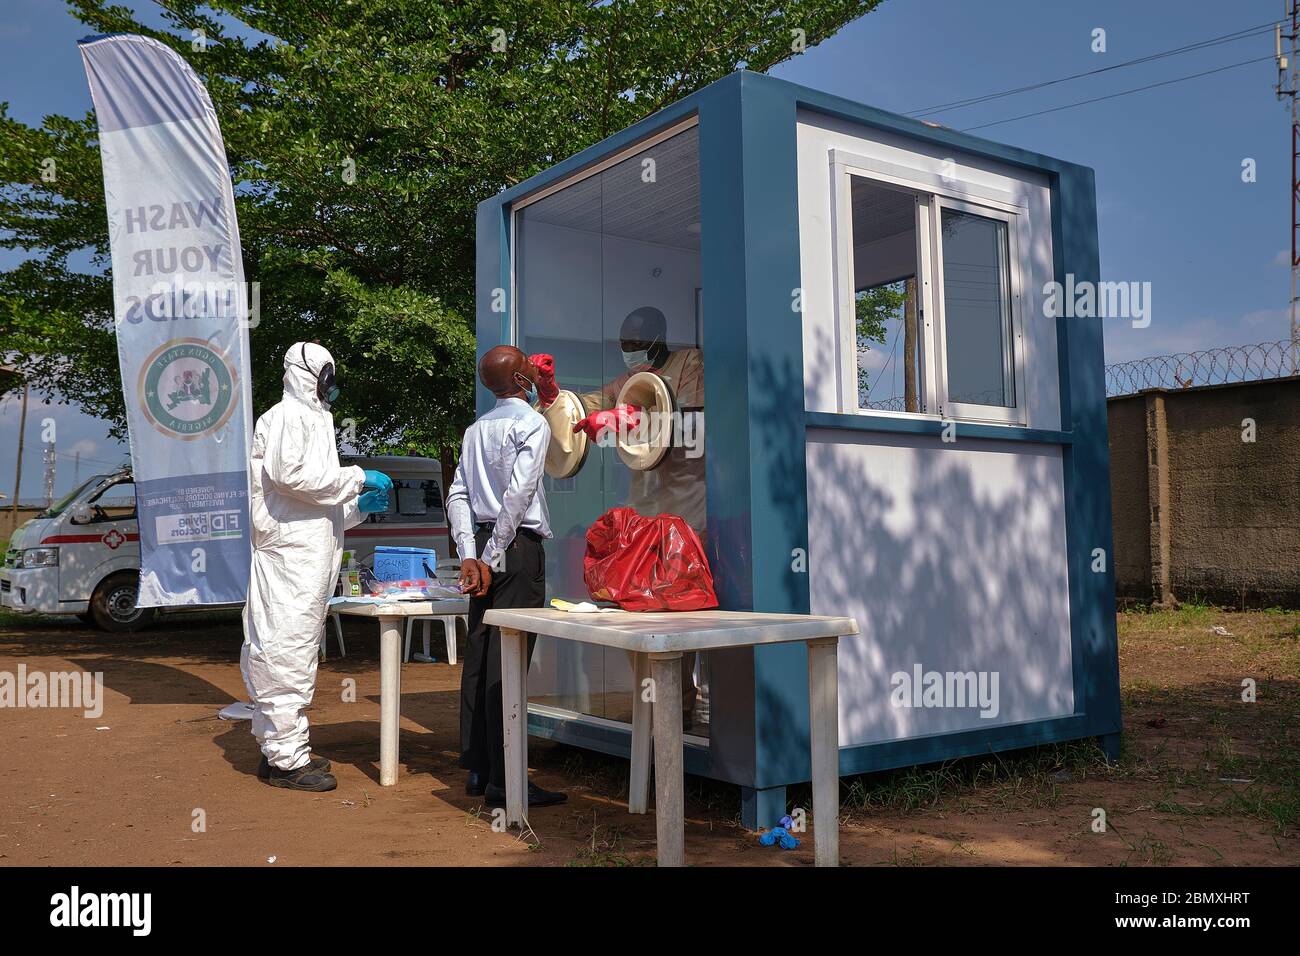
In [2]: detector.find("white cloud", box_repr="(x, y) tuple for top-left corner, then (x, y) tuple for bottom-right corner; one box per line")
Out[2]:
(1105, 308), (1291, 364)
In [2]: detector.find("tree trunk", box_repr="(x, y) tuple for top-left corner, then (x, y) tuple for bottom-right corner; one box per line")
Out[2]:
(11, 381), (29, 522)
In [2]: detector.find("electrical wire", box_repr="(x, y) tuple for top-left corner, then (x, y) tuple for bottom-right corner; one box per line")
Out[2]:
(907, 21), (1277, 117)
(961, 54), (1275, 132)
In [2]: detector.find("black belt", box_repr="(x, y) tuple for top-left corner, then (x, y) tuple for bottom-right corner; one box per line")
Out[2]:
(475, 522), (543, 543)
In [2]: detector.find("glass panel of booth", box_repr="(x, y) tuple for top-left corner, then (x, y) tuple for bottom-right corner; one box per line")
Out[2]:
(834, 161), (1026, 426)
(512, 122), (711, 736)
(934, 197), (1027, 425)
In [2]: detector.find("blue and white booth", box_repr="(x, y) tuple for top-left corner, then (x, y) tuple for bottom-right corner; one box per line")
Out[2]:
(475, 70), (1120, 828)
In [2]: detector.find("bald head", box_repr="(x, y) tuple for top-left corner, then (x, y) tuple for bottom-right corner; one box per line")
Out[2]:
(480, 345), (535, 398)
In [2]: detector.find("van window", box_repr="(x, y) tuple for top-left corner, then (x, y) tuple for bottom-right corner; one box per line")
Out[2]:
(39, 474), (109, 518)
(380, 479), (445, 524)
(90, 478), (138, 520)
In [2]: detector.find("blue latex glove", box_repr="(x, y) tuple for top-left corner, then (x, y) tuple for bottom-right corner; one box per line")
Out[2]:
(758, 826), (801, 850)
(362, 469), (393, 492)
(358, 489), (389, 513)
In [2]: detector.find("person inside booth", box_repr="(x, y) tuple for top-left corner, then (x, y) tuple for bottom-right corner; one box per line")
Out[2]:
(573, 305), (709, 730)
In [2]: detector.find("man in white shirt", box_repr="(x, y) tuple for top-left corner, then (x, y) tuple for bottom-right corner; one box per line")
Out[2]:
(445, 345), (567, 809)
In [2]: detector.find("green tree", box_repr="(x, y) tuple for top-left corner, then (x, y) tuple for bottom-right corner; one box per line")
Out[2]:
(1, 0), (884, 476)
(855, 279), (901, 397)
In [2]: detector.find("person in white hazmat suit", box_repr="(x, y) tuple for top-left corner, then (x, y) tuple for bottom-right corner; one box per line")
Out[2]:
(240, 342), (391, 791)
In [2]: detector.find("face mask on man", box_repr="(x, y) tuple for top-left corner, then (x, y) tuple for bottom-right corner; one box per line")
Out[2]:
(621, 337), (660, 371)
(514, 370), (539, 406)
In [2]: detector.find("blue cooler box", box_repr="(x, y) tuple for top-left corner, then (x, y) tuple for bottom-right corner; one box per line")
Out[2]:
(372, 546), (438, 580)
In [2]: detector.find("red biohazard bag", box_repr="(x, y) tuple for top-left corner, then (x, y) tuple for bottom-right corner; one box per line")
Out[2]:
(583, 507), (719, 612)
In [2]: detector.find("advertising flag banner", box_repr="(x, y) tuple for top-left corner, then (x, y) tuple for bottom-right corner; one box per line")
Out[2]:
(80, 34), (252, 606)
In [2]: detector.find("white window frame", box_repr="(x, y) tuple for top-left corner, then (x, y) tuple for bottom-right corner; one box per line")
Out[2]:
(931, 196), (1028, 425)
(829, 149), (1029, 426)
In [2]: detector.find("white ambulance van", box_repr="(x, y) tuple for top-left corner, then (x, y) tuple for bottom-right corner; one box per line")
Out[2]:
(339, 454), (451, 567)
(1, 454), (447, 631)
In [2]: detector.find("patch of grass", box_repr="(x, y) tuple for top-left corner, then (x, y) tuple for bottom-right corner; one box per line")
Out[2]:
(1122, 601), (1219, 633)
(1225, 785), (1300, 834)
(1120, 829), (1174, 867)
(0, 608), (76, 631)
(842, 739), (1112, 817)
(542, 742), (744, 823)
(0, 607), (243, 642)
(1173, 601), (1216, 626)
(566, 810), (651, 867)
(1119, 619), (1300, 836)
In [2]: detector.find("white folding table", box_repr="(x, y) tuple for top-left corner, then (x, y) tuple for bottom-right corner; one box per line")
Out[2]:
(482, 608), (859, 867)
(328, 596), (471, 785)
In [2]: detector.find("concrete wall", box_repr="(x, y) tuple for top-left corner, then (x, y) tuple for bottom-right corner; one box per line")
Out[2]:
(1, 506), (45, 544)
(1108, 377), (1300, 608)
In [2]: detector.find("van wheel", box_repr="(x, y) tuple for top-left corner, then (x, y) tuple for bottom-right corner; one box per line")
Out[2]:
(89, 572), (157, 632)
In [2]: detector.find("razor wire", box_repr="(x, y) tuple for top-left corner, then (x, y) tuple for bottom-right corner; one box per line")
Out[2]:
(1105, 340), (1297, 397)
(857, 340), (1297, 407)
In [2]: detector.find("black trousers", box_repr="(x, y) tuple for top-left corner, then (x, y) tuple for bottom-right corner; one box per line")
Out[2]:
(459, 526), (545, 788)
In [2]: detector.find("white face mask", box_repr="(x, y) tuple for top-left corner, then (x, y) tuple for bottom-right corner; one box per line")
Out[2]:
(621, 338), (659, 371)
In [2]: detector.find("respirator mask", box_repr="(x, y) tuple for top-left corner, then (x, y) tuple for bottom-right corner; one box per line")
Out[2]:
(298, 344), (340, 407)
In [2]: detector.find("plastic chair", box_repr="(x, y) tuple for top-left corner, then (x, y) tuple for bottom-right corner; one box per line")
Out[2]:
(403, 558), (467, 664)
(404, 615), (460, 664)
(319, 611), (346, 661)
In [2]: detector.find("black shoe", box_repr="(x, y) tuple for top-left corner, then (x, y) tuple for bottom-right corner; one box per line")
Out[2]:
(265, 762), (337, 792)
(466, 770), (486, 796)
(484, 781), (568, 808)
(257, 754), (331, 780)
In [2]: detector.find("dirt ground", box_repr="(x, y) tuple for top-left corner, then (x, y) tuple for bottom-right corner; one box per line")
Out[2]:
(1, 605), (1296, 867)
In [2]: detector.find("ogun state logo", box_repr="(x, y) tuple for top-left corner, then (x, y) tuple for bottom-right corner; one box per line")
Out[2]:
(138, 338), (238, 439)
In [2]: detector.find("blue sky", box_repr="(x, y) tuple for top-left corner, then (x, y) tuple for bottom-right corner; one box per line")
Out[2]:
(0, 0), (1286, 500)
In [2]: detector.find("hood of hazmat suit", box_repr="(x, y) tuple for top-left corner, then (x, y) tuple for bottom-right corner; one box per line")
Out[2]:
(240, 342), (366, 771)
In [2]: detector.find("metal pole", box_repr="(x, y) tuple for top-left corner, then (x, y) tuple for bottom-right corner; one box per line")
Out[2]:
(11, 382), (28, 525)
(1292, 1), (1299, 373)
(1278, 5), (1300, 374)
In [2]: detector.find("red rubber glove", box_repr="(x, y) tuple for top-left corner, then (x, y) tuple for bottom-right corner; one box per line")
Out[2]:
(573, 404), (642, 441)
(528, 353), (559, 408)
